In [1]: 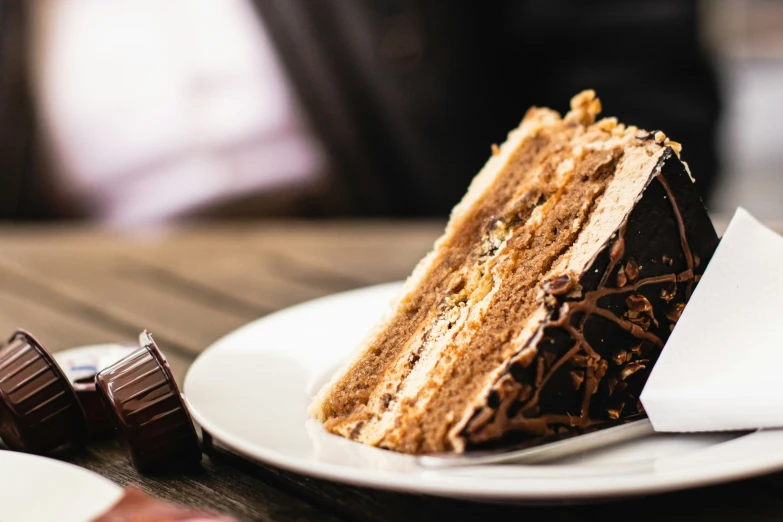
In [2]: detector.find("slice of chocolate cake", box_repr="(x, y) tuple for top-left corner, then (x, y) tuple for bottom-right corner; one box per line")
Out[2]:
(310, 91), (719, 454)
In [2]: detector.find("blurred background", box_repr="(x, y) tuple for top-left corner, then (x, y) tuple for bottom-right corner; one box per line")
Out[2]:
(0, 0), (780, 226)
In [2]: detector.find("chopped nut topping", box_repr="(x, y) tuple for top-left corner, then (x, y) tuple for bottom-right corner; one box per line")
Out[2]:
(596, 117), (618, 132)
(607, 405), (623, 420)
(666, 302), (685, 323)
(491, 143), (500, 156)
(612, 349), (629, 365)
(620, 362), (646, 380)
(566, 90), (601, 125)
(626, 293), (652, 314)
(626, 314), (651, 330)
(616, 265), (628, 287)
(654, 131), (666, 143)
(566, 283), (583, 299)
(611, 123), (627, 137)
(662, 255), (673, 266)
(625, 293), (658, 329)
(660, 283), (677, 302)
(625, 259), (640, 281)
(542, 273), (575, 295)
(570, 370), (584, 390)
(594, 359), (609, 384)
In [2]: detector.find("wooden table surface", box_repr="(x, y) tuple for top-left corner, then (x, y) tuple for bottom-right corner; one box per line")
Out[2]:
(1, 218), (782, 521)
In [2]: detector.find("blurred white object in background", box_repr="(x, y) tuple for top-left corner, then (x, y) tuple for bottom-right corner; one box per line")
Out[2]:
(30, 0), (326, 225)
(704, 0), (783, 220)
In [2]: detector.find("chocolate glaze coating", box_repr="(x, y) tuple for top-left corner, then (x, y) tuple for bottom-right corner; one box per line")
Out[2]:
(462, 148), (720, 448)
(0, 330), (88, 454)
(96, 331), (201, 473)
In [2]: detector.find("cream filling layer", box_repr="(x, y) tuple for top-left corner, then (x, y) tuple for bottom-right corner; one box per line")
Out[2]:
(309, 108), (563, 422)
(356, 129), (615, 449)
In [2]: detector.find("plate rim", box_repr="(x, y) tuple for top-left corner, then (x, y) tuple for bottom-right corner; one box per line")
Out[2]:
(0, 450), (123, 521)
(184, 282), (783, 501)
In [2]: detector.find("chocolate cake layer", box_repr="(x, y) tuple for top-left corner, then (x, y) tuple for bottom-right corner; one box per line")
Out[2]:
(311, 91), (718, 454)
(314, 111), (563, 422)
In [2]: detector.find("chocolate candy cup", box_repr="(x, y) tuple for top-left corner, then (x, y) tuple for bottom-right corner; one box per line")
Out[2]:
(0, 330), (88, 454)
(96, 331), (201, 473)
(55, 343), (139, 439)
(73, 380), (115, 439)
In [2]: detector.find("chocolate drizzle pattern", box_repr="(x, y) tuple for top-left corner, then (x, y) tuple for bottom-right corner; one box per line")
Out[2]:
(657, 173), (696, 300)
(461, 149), (718, 447)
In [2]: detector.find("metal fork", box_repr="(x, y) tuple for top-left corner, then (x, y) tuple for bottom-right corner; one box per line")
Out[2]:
(417, 416), (654, 468)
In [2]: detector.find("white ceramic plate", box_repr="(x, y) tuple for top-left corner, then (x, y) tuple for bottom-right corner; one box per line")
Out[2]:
(184, 282), (783, 501)
(0, 451), (122, 521)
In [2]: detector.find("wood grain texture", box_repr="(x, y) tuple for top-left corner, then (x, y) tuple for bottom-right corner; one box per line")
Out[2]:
(0, 217), (779, 521)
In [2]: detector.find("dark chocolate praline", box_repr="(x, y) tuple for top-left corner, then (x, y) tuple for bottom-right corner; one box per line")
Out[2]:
(0, 330), (88, 454)
(95, 331), (201, 473)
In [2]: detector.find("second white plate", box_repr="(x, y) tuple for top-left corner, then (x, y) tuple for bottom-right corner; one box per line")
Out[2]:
(184, 282), (783, 502)
(0, 451), (122, 522)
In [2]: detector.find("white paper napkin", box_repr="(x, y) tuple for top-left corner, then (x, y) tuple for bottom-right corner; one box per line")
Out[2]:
(641, 207), (783, 432)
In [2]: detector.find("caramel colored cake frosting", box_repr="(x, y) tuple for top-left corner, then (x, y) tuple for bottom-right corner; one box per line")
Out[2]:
(310, 91), (719, 454)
